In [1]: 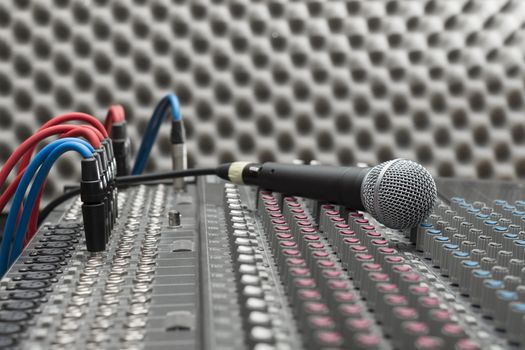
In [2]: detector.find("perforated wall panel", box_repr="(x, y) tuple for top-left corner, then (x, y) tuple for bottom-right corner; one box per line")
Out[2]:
(1, 0), (525, 202)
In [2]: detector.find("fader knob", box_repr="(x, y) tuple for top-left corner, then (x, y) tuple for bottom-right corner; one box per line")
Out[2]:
(415, 336), (445, 350)
(469, 270), (491, 306)
(311, 331), (345, 348)
(458, 261), (479, 295)
(439, 244), (459, 276)
(504, 275), (521, 291)
(398, 321), (429, 350)
(480, 279), (504, 318)
(449, 251), (470, 285)
(353, 333), (381, 350)
(494, 290), (518, 330)
(387, 307), (419, 338)
(506, 302), (525, 344)
(440, 323), (466, 349)
(377, 294), (408, 325)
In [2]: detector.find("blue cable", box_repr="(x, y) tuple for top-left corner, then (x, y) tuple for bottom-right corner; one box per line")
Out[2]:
(131, 99), (166, 175)
(166, 94), (181, 121)
(132, 93), (181, 175)
(0, 139), (94, 275)
(8, 141), (95, 265)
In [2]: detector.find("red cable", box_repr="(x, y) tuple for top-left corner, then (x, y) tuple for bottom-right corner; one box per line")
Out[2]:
(104, 105), (126, 135)
(18, 115), (106, 173)
(0, 125), (101, 193)
(39, 112), (108, 138)
(1, 112), (108, 245)
(0, 125), (102, 216)
(26, 126), (102, 239)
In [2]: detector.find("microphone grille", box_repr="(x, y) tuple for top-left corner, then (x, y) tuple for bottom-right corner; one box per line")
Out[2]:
(361, 159), (437, 230)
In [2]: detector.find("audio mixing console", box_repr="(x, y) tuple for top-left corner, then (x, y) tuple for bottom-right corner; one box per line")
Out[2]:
(0, 177), (524, 350)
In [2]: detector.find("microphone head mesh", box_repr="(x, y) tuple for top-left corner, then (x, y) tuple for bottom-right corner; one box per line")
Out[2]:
(361, 159), (437, 230)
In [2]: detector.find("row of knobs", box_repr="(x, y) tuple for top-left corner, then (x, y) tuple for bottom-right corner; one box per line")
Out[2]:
(317, 205), (480, 350)
(419, 197), (525, 345)
(224, 184), (279, 349)
(257, 190), (479, 350)
(257, 191), (385, 349)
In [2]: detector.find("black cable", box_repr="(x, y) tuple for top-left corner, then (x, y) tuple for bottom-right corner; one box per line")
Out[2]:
(38, 167), (218, 225)
(115, 167), (216, 185)
(38, 187), (80, 225)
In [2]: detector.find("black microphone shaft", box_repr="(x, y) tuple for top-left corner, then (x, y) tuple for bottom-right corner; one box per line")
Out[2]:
(220, 162), (370, 210)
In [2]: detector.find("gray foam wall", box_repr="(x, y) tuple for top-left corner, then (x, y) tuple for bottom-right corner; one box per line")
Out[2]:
(1, 0), (525, 202)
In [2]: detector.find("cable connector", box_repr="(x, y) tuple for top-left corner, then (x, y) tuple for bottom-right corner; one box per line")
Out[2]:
(95, 146), (113, 233)
(102, 138), (118, 222)
(80, 157), (106, 252)
(171, 119), (187, 191)
(110, 121), (131, 177)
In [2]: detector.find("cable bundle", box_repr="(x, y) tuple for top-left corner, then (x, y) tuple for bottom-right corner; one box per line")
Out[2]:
(0, 110), (121, 275)
(0, 93), (188, 276)
(0, 138), (96, 274)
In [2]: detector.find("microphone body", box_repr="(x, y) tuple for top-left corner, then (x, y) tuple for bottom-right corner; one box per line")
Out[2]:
(216, 159), (437, 230)
(241, 162), (369, 211)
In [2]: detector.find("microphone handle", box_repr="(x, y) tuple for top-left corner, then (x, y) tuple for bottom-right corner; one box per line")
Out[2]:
(243, 162), (370, 210)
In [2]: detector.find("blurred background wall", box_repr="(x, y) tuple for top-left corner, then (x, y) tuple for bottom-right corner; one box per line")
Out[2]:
(1, 0), (525, 203)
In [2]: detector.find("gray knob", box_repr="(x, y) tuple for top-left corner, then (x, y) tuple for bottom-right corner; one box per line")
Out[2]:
(476, 235), (492, 251)
(466, 227), (480, 242)
(460, 241), (476, 254)
(494, 290), (518, 331)
(480, 207), (492, 215)
(431, 236), (450, 267)
(451, 233), (466, 246)
(417, 223), (434, 251)
(424, 229), (442, 259)
(490, 212), (502, 221)
(515, 200), (525, 211)
(480, 279), (504, 318)
(459, 260), (480, 295)
(436, 221), (449, 233)
(469, 269), (491, 306)
(428, 214), (441, 228)
(449, 251), (470, 285)
(439, 244), (459, 277)
(469, 249), (486, 262)
(504, 275), (521, 291)
(487, 242), (502, 259)
(508, 224), (521, 234)
(496, 250), (513, 267)
(498, 217), (512, 226)
(506, 302), (525, 344)
(480, 257), (496, 270)
(453, 216), (466, 227)
(512, 240), (525, 260)
(444, 210), (456, 222)
(492, 226), (508, 244)
(491, 265), (509, 281)
(444, 227), (458, 239)
(502, 233), (519, 252)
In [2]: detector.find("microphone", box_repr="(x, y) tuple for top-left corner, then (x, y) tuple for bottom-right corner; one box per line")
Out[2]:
(216, 159), (437, 230)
